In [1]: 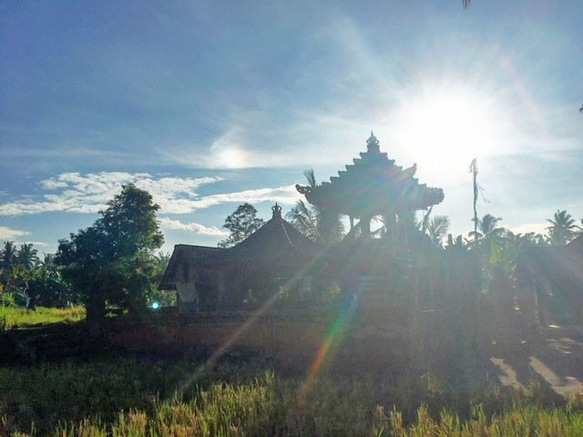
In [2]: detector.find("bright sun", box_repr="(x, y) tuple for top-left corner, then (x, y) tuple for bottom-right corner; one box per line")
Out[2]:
(393, 86), (503, 179)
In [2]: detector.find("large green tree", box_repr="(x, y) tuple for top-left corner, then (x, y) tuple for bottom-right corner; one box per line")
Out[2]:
(218, 203), (265, 248)
(56, 184), (163, 321)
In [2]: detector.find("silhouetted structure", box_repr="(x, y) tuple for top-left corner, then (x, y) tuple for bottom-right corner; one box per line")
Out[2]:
(160, 204), (317, 313)
(296, 133), (444, 237)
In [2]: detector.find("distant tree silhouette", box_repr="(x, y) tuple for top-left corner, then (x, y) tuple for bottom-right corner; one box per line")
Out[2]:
(218, 203), (265, 248)
(469, 214), (505, 242)
(546, 209), (578, 245)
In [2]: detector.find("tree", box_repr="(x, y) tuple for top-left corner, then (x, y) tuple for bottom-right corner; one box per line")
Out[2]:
(469, 214), (505, 242)
(218, 203), (265, 248)
(0, 241), (17, 282)
(56, 184), (163, 321)
(546, 209), (578, 245)
(14, 243), (38, 270)
(426, 215), (451, 248)
(286, 199), (320, 241)
(287, 169), (344, 244)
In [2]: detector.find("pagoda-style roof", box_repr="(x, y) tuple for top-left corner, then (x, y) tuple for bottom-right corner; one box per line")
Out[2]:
(159, 204), (317, 290)
(228, 203), (317, 260)
(296, 133), (444, 219)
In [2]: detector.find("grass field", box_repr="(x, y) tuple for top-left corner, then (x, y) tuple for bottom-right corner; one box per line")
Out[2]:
(0, 306), (85, 330)
(2, 351), (583, 436)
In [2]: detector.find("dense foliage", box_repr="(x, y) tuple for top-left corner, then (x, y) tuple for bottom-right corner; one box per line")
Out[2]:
(0, 244), (76, 308)
(55, 184), (164, 321)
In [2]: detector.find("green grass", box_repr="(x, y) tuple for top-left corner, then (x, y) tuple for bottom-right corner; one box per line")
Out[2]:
(0, 306), (85, 329)
(2, 353), (583, 436)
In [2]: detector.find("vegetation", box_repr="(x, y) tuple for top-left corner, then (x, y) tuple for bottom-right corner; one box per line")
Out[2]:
(547, 209), (581, 245)
(0, 306), (85, 329)
(0, 243), (76, 309)
(287, 169), (344, 244)
(1, 354), (583, 436)
(218, 203), (265, 248)
(55, 184), (164, 322)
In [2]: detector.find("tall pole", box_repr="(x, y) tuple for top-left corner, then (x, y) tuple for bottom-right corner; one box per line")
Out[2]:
(469, 159), (478, 242)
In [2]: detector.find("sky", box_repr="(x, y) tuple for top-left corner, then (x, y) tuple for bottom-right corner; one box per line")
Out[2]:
(1, 0), (583, 256)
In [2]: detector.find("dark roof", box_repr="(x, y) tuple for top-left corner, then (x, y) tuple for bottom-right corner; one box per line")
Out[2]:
(159, 244), (225, 289)
(228, 204), (316, 260)
(159, 205), (317, 289)
(296, 133), (444, 217)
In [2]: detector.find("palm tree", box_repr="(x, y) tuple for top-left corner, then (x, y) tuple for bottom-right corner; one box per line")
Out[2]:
(469, 214), (505, 242)
(427, 215), (451, 248)
(287, 199), (320, 241)
(287, 169), (344, 244)
(0, 241), (17, 281)
(546, 210), (578, 245)
(15, 243), (39, 271)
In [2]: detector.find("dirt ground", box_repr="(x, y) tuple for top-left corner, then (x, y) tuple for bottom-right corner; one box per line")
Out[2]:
(488, 325), (583, 399)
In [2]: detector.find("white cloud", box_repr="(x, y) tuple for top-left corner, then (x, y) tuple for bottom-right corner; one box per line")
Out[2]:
(159, 218), (228, 237)
(190, 185), (300, 209)
(0, 172), (300, 217)
(509, 223), (549, 236)
(0, 226), (30, 241)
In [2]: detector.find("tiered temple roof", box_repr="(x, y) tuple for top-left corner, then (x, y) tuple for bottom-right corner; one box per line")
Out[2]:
(297, 133), (444, 225)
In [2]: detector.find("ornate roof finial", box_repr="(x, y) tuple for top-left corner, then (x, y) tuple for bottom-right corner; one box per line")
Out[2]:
(271, 202), (282, 219)
(366, 131), (380, 154)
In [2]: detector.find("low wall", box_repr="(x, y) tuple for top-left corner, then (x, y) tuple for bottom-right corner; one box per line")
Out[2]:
(103, 307), (414, 373)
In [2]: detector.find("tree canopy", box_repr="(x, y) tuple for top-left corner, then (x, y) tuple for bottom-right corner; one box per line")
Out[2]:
(218, 203), (265, 248)
(56, 184), (163, 321)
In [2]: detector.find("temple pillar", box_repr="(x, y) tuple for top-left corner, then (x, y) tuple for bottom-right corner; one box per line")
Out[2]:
(360, 214), (372, 238)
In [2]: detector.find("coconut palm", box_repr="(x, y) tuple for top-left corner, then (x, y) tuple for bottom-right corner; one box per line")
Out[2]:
(15, 243), (39, 271)
(287, 169), (344, 244)
(546, 210), (578, 245)
(427, 215), (451, 248)
(469, 214), (505, 242)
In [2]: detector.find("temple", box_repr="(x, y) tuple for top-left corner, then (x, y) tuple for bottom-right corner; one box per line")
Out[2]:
(297, 133), (444, 237)
(160, 204), (318, 313)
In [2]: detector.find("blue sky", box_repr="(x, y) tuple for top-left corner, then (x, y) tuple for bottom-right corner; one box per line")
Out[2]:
(1, 0), (582, 255)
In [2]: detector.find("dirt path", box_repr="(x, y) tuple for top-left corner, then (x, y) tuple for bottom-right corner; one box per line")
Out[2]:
(489, 325), (583, 398)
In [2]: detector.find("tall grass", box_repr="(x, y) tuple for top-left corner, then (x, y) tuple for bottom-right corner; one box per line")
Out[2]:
(2, 354), (583, 436)
(0, 306), (85, 329)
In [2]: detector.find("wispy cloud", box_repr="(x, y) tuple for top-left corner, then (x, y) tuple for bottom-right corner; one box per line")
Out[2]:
(0, 172), (300, 217)
(159, 218), (228, 237)
(0, 227), (30, 241)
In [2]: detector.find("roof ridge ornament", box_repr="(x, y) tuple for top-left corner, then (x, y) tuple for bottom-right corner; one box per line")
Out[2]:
(272, 202), (282, 219)
(366, 131), (380, 154)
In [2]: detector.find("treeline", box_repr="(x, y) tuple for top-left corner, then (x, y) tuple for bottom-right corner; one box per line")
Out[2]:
(0, 185), (173, 318)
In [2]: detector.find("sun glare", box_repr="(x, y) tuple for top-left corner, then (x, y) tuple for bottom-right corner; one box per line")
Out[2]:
(218, 147), (247, 169)
(393, 86), (503, 180)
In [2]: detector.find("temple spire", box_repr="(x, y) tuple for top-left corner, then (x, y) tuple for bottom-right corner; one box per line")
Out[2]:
(271, 202), (282, 219)
(366, 131), (380, 154)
